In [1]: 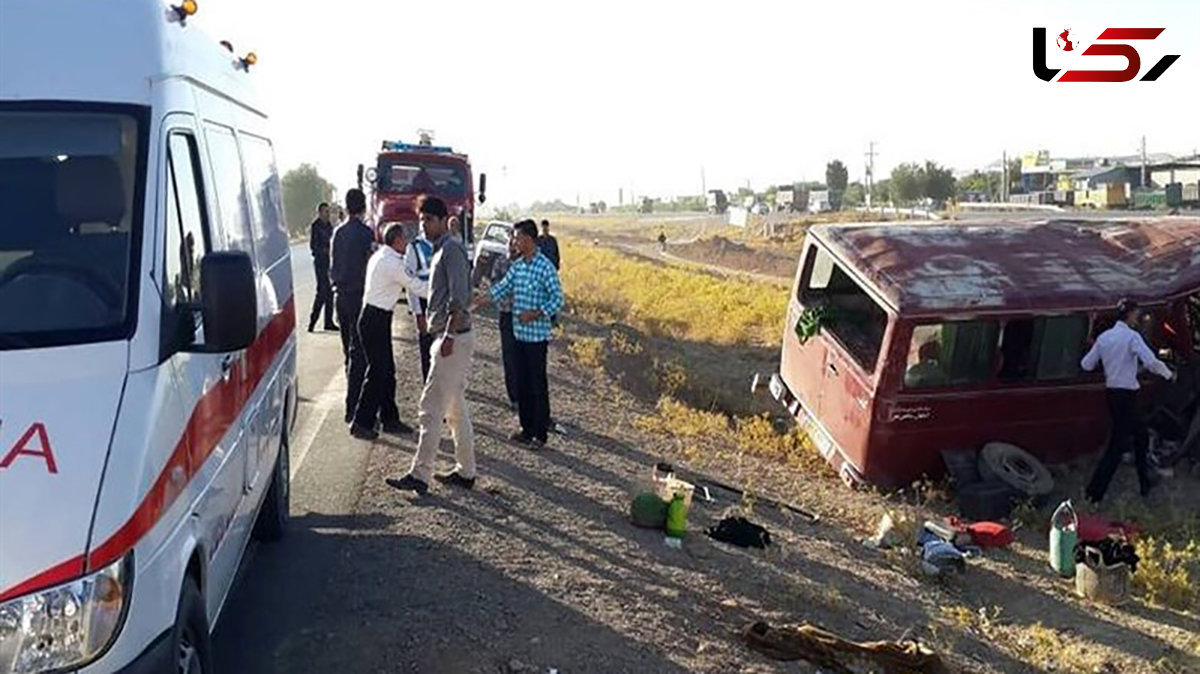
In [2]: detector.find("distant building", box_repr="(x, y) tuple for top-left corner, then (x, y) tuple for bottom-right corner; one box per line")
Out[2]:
(1148, 160), (1200, 188)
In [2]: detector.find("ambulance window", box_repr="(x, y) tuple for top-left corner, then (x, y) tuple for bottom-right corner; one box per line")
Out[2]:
(1190, 295), (1200, 352)
(204, 125), (254, 256)
(164, 133), (209, 309)
(998, 315), (1088, 381)
(239, 134), (287, 263)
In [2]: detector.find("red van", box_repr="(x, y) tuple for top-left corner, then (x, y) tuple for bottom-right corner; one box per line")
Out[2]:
(765, 218), (1200, 487)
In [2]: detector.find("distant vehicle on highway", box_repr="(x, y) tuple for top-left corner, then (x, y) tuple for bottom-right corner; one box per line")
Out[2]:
(359, 135), (487, 259)
(762, 218), (1200, 489)
(0, 1), (296, 671)
(706, 189), (729, 214)
(472, 220), (513, 286)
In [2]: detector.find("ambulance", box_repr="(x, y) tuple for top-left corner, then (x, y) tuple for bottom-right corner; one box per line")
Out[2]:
(0, 1), (296, 672)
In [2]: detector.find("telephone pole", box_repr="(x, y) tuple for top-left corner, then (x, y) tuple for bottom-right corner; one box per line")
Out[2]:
(864, 141), (878, 210)
(1140, 135), (1148, 188)
(1001, 150), (1008, 203)
(701, 167), (707, 197)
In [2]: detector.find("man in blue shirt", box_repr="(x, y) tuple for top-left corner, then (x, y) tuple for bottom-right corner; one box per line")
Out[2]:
(474, 219), (564, 447)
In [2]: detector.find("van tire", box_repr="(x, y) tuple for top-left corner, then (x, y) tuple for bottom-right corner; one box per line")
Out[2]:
(253, 425), (289, 542)
(172, 578), (212, 674)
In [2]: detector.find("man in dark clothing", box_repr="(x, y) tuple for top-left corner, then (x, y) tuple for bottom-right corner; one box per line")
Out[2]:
(308, 202), (338, 332)
(330, 188), (375, 424)
(537, 219), (560, 270)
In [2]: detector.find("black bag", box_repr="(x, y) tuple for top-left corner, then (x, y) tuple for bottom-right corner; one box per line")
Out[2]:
(707, 517), (772, 549)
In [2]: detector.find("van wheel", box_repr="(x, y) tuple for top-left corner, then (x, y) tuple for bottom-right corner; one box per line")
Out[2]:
(253, 425), (290, 541)
(173, 578), (212, 674)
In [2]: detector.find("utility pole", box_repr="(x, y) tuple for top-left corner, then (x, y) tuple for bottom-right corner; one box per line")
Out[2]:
(864, 141), (877, 210)
(1001, 150), (1008, 203)
(1140, 135), (1148, 188)
(701, 167), (707, 197)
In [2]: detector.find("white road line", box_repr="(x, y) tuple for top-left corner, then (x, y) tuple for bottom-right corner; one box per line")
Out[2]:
(290, 372), (344, 480)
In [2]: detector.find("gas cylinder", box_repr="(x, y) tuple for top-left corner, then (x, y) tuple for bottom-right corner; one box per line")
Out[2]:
(1050, 500), (1078, 578)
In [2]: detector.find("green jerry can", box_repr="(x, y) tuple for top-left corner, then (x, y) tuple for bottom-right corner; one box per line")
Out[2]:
(665, 493), (688, 539)
(1049, 500), (1078, 578)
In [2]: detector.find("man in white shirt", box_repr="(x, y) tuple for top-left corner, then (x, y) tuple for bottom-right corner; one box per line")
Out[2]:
(404, 226), (435, 381)
(350, 223), (417, 440)
(1080, 299), (1176, 503)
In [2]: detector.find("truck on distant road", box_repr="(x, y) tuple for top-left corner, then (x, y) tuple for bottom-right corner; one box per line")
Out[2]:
(359, 138), (486, 252)
(706, 189), (728, 214)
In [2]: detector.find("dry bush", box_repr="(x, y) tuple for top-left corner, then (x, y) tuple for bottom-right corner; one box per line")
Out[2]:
(567, 336), (605, 371)
(1133, 537), (1200, 612)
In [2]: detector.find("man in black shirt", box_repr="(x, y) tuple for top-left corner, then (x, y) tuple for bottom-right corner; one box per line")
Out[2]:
(330, 188), (375, 424)
(537, 219), (560, 270)
(308, 202), (337, 332)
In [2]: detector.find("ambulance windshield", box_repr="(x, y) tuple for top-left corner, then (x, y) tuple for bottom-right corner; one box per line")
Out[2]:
(0, 106), (142, 349)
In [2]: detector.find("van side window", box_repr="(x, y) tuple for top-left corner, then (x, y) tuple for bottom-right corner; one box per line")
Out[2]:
(905, 321), (998, 388)
(164, 133), (209, 309)
(800, 245), (888, 371)
(998, 315), (1088, 381)
(1189, 295), (1200, 353)
(204, 125), (254, 255)
(238, 134), (287, 265)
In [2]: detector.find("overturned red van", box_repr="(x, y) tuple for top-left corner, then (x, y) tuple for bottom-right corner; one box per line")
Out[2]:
(766, 218), (1200, 487)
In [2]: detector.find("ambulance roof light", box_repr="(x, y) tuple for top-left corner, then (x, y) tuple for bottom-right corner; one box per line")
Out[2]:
(241, 52), (258, 70)
(170, 1), (198, 25)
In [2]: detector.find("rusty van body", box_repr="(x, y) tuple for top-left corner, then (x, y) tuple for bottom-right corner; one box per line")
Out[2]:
(767, 218), (1200, 487)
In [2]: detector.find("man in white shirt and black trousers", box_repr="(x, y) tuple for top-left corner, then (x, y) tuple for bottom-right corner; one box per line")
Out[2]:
(404, 225), (435, 381)
(1080, 299), (1176, 504)
(349, 223), (417, 441)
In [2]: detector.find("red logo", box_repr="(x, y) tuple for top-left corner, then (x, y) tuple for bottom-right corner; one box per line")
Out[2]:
(1033, 27), (1180, 82)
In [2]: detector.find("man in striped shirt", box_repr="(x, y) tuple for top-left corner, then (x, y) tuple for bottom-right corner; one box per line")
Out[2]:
(474, 219), (564, 447)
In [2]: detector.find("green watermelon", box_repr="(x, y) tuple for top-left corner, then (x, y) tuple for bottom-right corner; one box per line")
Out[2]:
(630, 492), (668, 529)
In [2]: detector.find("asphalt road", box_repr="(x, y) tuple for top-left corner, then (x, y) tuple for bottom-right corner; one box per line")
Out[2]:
(211, 244), (362, 671)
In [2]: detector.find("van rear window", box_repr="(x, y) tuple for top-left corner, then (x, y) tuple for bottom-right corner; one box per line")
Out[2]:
(800, 246), (888, 371)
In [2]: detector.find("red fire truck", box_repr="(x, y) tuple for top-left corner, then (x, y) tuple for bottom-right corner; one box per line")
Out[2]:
(359, 138), (486, 253)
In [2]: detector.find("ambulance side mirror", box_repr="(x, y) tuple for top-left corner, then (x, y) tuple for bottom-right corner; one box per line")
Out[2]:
(478, 173), (487, 204)
(199, 252), (257, 352)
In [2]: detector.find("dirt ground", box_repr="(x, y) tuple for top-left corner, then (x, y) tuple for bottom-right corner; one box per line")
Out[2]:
(276, 307), (1200, 674)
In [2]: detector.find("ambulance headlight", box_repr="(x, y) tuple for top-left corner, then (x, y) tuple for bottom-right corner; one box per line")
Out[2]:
(0, 554), (132, 674)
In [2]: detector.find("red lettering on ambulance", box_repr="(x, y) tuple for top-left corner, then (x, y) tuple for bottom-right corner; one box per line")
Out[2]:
(0, 422), (59, 474)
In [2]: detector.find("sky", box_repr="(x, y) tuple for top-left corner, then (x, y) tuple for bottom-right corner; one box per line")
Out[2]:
(196, 0), (1200, 208)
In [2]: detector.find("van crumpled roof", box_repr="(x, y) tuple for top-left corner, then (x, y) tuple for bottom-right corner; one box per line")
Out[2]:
(814, 217), (1200, 315)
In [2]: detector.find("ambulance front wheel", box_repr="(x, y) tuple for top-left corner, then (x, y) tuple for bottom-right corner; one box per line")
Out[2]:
(253, 422), (290, 542)
(172, 577), (212, 674)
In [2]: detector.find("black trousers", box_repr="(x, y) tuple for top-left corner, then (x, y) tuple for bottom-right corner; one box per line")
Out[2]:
(309, 260), (335, 329)
(353, 305), (400, 428)
(1086, 389), (1152, 502)
(499, 312), (519, 406)
(414, 298), (434, 382)
(335, 291), (365, 420)
(515, 340), (551, 442)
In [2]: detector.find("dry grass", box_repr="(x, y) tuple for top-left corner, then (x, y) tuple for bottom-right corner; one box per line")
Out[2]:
(559, 240), (786, 348)
(1132, 537), (1200, 612)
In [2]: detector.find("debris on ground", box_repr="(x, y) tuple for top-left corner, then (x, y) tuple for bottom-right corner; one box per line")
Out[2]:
(742, 620), (948, 673)
(979, 441), (1055, 498)
(707, 516), (772, 549)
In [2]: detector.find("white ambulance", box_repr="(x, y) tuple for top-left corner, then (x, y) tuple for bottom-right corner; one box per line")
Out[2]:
(0, 1), (297, 672)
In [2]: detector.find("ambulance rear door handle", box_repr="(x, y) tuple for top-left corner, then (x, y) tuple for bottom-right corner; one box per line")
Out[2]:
(828, 362), (839, 376)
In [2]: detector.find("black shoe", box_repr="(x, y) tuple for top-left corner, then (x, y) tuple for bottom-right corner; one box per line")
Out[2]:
(324, 323), (339, 332)
(308, 321), (317, 333)
(349, 423), (379, 441)
(381, 420), (414, 435)
(434, 471), (476, 490)
(529, 438), (546, 450)
(386, 474), (429, 495)
(509, 431), (533, 446)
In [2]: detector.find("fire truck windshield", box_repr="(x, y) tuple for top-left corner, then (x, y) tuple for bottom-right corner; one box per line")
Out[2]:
(378, 159), (467, 198)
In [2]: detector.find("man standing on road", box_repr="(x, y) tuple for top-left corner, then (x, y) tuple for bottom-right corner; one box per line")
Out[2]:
(307, 202), (338, 333)
(537, 219), (560, 270)
(404, 225), (435, 382)
(1081, 299), (1176, 504)
(485, 234), (520, 411)
(475, 219), (564, 448)
(330, 188), (375, 424)
(349, 223), (417, 440)
(388, 196), (477, 494)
